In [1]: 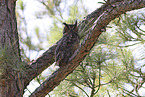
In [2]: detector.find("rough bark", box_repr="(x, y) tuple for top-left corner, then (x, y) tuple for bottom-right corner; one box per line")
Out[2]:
(28, 0), (145, 97)
(0, 0), (23, 97)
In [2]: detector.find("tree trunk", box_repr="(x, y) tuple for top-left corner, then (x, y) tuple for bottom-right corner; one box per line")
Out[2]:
(0, 0), (23, 96)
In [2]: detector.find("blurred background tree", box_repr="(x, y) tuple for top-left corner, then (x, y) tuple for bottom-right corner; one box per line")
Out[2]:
(16, 0), (145, 96)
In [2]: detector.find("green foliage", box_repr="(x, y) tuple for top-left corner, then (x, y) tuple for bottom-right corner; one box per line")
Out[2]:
(17, 0), (25, 10)
(48, 21), (63, 46)
(0, 46), (10, 77)
(0, 44), (27, 79)
(112, 11), (145, 43)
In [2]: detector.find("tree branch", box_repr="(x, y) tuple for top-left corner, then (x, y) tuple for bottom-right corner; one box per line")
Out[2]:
(27, 0), (145, 96)
(24, 44), (56, 86)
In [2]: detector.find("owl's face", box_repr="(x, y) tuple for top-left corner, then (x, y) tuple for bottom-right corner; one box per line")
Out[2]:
(63, 21), (78, 34)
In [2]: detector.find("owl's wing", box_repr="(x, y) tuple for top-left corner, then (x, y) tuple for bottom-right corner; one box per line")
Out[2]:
(55, 36), (68, 54)
(55, 50), (64, 66)
(55, 35), (70, 66)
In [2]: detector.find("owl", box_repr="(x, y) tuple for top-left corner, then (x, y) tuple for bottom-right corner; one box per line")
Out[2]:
(55, 21), (80, 67)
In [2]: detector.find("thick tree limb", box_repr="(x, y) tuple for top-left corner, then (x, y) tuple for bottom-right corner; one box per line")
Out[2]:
(27, 0), (145, 96)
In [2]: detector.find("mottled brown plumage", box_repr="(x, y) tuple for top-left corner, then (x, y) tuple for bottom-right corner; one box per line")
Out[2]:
(55, 21), (80, 67)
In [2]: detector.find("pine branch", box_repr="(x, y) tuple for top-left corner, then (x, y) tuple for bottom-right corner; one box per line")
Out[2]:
(72, 82), (89, 97)
(26, 0), (145, 96)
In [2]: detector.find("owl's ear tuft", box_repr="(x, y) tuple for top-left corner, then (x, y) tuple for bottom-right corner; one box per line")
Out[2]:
(74, 20), (77, 27)
(63, 22), (67, 25)
(63, 23), (69, 28)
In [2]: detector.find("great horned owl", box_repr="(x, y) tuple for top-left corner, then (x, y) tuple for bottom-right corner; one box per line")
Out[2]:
(55, 21), (80, 67)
